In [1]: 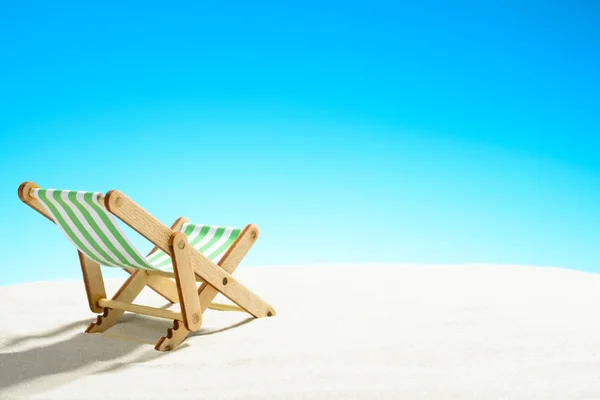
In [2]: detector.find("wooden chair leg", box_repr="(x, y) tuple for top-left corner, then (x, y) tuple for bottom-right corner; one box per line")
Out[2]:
(171, 232), (202, 331)
(86, 270), (149, 333)
(79, 252), (107, 313)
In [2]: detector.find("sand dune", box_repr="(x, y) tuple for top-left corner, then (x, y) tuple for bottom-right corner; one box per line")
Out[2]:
(1, 264), (600, 399)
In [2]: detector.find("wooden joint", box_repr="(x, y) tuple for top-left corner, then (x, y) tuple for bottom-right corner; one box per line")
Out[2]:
(18, 181), (39, 203)
(169, 231), (189, 254)
(105, 190), (122, 210)
(79, 251), (107, 313)
(191, 313), (201, 324)
(248, 224), (259, 240)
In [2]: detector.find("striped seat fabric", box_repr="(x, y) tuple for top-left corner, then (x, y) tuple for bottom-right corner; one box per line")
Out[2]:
(32, 189), (242, 272)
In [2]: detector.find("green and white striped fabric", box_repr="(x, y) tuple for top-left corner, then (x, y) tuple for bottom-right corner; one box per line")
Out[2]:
(146, 222), (242, 270)
(32, 189), (242, 272)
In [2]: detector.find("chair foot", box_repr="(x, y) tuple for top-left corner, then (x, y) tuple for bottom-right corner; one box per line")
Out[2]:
(85, 307), (125, 334)
(154, 320), (191, 351)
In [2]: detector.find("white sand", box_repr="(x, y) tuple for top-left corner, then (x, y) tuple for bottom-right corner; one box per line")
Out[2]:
(1, 264), (600, 399)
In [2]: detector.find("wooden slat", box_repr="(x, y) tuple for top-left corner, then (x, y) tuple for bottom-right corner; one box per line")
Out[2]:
(78, 251), (107, 313)
(105, 190), (274, 318)
(137, 269), (204, 282)
(171, 232), (202, 331)
(98, 298), (183, 320)
(207, 302), (245, 312)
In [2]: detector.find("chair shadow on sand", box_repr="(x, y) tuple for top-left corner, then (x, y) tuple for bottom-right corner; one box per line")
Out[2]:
(0, 309), (255, 397)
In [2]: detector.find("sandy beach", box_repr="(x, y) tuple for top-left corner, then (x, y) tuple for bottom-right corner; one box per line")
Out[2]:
(1, 263), (600, 399)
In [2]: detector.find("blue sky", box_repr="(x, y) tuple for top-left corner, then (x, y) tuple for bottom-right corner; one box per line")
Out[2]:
(1, 1), (599, 285)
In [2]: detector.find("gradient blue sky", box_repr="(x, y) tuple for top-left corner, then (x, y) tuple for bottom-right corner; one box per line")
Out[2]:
(1, 1), (599, 285)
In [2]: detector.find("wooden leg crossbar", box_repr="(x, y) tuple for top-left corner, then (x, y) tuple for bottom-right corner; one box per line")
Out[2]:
(18, 181), (275, 351)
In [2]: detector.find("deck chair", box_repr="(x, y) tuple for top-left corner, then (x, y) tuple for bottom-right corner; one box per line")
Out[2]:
(18, 181), (275, 351)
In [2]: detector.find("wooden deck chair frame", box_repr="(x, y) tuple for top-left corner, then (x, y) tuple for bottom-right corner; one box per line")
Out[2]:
(18, 181), (275, 351)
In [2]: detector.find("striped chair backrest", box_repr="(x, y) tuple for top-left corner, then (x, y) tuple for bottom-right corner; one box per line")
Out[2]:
(33, 189), (156, 270)
(32, 189), (242, 272)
